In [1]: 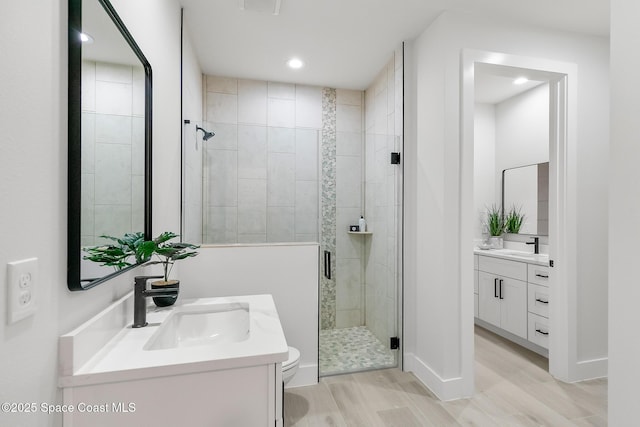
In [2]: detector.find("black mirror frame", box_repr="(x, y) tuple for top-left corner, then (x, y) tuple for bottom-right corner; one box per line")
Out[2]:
(67, 0), (153, 290)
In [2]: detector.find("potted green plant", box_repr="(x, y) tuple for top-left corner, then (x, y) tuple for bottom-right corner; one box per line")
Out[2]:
(137, 231), (200, 307)
(485, 204), (505, 248)
(82, 232), (145, 271)
(504, 205), (526, 234)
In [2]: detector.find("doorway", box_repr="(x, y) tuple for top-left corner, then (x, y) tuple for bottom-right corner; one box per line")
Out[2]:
(461, 49), (578, 388)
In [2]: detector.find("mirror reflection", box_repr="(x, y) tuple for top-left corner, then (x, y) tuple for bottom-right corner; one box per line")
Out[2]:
(502, 162), (549, 236)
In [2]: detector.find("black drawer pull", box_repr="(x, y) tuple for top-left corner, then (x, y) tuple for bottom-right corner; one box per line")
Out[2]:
(499, 279), (504, 300)
(494, 278), (498, 298)
(535, 298), (549, 304)
(535, 329), (549, 336)
(535, 273), (549, 279)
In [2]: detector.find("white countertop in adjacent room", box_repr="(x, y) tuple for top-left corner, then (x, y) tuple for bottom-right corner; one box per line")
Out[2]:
(474, 248), (549, 266)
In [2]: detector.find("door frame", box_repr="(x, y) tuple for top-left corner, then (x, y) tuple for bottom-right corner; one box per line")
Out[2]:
(460, 49), (578, 386)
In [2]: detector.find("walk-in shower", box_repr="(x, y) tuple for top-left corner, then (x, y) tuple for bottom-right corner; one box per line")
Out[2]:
(180, 46), (403, 377)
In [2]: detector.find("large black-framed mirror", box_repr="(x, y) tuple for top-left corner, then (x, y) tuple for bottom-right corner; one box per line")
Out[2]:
(68, 0), (152, 290)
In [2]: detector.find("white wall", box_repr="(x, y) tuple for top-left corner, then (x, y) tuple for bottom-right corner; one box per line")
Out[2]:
(181, 28), (204, 244)
(0, 1), (185, 425)
(609, 0), (640, 424)
(495, 83), (550, 179)
(404, 12), (609, 399)
(177, 244), (319, 387)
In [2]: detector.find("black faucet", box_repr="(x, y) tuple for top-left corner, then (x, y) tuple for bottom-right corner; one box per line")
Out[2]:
(132, 275), (178, 328)
(526, 237), (540, 254)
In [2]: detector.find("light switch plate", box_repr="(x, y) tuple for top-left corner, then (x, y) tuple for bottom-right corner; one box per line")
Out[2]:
(7, 258), (38, 324)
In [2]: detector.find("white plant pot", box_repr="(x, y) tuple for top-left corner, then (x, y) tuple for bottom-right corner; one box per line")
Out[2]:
(489, 236), (503, 249)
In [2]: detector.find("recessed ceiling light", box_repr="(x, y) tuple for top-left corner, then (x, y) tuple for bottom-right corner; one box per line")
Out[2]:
(287, 58), (304, 69)
(514, 77), (528, 85)
(80, 32), (94, 44)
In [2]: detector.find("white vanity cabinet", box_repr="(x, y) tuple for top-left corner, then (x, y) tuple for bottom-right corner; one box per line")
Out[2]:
(477, 257), (528, 339)
(527, 264), (550, 349)
(59, 294), (287, 427)
(475, 250), (550, 356)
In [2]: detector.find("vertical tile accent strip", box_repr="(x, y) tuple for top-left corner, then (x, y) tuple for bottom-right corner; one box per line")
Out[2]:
(321, 88), (337, 330)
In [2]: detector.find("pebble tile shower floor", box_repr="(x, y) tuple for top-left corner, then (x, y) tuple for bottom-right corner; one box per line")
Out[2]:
(319, 326), (395, 375)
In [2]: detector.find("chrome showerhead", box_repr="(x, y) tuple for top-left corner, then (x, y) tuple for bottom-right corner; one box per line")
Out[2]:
(196, 125), (215, 141)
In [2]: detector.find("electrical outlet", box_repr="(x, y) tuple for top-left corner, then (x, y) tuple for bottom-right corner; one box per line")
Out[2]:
(7, 258), (38, 324)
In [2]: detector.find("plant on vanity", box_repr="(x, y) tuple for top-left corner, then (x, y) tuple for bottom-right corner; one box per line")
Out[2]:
(83, 232), (145, 271)
(504, 205), (526, 234)
(136, 231), (200, 283)
(136, 232), (200, 307)
(84, 231), (199, 306)
(484, 205), (505, 249)
(485, 205), (505, 237)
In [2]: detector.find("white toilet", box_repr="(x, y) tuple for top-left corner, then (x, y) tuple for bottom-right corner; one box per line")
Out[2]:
(282, 346), (300, 385)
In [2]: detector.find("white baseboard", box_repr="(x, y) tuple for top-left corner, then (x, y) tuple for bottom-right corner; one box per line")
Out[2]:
(285, 363), (317, 388)
(574, 357), (608, 381)
(404, 353), (469, 401)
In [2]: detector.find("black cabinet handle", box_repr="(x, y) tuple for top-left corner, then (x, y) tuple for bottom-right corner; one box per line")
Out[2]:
(535, 273), (549, 279)
(324, 250), (331, 279)
(535, 298), (549, 304)
(535, 329), (549, 336)
(494, 278), (498, 298)
(499, 279), (504, 300)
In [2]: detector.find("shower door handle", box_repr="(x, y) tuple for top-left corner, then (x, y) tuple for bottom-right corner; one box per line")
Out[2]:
(324, 250), (331, 280)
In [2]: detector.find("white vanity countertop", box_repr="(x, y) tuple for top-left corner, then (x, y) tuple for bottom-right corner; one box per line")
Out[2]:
(59, 294), (288, 388)
(474, 248), (549, 266)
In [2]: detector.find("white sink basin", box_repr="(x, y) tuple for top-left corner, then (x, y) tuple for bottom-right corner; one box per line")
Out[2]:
(144, 302), (250, 351)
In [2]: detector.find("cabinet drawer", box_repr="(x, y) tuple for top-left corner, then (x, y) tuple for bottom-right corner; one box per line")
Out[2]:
(528, 312), (549, 349)
(528, 283), (549, 318)
(478, 256), (527, 281)
(528, 264), (550, 287)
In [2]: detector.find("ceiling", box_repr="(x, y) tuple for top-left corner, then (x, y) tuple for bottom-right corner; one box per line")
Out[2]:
(179, 0), (609, 90)
(475, 72), (546, 105)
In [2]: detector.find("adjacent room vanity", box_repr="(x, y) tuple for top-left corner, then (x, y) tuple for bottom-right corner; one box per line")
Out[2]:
(474, 249), (550, 355)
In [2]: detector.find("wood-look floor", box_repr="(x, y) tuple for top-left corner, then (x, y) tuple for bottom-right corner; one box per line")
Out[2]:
(284, 326), (607, 426)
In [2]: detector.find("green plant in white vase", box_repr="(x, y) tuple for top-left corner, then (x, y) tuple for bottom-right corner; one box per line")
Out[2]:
(485, 205), (505, 248)
(486, 205), (505, 236)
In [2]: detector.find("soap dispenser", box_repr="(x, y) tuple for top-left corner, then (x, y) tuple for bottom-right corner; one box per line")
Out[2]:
(359, 216), (366, 232)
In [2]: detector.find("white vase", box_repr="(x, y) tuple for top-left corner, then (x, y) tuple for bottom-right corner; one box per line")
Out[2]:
(489, 236), (503, 249)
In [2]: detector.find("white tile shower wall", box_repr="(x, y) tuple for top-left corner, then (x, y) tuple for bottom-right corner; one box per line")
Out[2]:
(335, 89), (365, 328)
(80, 60), (145, 246)
(203, 76), (321, 244)
(363, 50), (402, 345)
